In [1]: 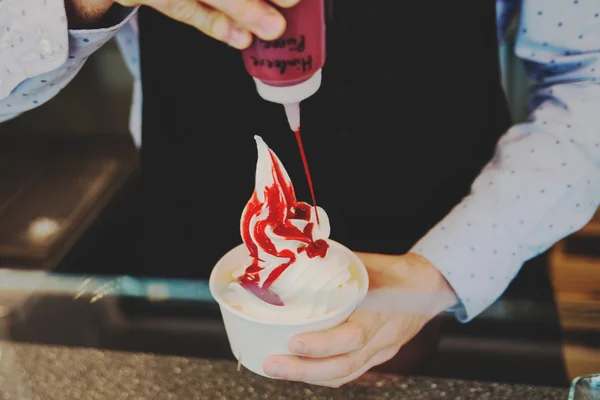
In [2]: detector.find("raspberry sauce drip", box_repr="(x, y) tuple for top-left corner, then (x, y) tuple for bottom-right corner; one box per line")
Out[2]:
(294, 128), (320, 224)
(240, 146), (328, 306)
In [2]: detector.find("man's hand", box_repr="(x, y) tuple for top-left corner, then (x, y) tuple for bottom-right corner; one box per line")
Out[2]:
(116, 0), (300, 48)
(263, 252), (458, 388)
(66, 0), (297, 48)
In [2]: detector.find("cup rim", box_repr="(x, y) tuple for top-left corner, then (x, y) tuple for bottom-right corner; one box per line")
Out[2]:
(209, 239), (369, 326)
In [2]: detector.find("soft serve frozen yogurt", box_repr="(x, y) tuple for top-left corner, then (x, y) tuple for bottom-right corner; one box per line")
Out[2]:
(224, 136), (359, 322)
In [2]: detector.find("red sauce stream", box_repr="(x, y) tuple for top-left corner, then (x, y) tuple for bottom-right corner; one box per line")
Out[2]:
(294, 128), (320, 224)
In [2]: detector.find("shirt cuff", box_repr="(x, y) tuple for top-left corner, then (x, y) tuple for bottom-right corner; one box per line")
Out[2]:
(67, 6), (138, 63)
(410, 199), (524, 322)
(0, 1), (137, 101)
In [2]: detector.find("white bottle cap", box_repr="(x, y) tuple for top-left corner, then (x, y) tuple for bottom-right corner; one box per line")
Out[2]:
(283, 102), (300, 131)
(253, 68), (322, 105)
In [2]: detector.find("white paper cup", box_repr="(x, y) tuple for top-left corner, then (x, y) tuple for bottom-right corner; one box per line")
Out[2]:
(209, 240), (369, 378)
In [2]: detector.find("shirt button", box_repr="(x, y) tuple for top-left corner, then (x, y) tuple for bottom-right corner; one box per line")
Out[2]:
(40, 38), (53, 55)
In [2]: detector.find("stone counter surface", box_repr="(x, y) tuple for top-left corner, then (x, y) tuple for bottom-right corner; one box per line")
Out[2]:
(0, 341), (568, 400)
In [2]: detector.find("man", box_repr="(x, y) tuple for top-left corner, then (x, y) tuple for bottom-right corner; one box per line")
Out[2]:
(1, 0), (599, 388)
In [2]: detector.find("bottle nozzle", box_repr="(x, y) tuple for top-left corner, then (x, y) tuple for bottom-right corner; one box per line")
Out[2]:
(283, 102), (300, 132)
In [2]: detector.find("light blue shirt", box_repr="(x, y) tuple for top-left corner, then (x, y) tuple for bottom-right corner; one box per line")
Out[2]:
(1, 0), (599, 322)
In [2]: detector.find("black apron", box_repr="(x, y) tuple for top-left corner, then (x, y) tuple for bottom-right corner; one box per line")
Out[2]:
(137, 1), (568, 385)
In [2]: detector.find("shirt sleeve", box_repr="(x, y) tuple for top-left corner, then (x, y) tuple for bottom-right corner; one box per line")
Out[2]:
(114, 15), (142, 147)
(0, 0), (137, 123)
(411, 0), (600, 322)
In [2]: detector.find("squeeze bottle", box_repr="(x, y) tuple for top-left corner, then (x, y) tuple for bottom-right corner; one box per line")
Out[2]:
(241, 0), (326, 131)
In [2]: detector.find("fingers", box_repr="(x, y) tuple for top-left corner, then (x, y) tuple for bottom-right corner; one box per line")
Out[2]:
(304, 346), (400, 388)
(264, 351), (368, 382)
(122, 0), (252, 49)
(263, 315), (377, 382)
(202, 0), (287, 40)
(288, 320), (367, 358)
(118, 0), (298, 48)
(264, 345), (396, 384)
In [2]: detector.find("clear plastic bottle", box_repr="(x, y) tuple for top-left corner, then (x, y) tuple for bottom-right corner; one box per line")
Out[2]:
(241, 0), (326, 131)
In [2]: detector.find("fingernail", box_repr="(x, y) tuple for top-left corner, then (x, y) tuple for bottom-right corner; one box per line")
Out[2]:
(276, 0), (299, 7)
(260, 13), (285, 37)
(290, 341), (306, 355)
(264, 362), (283, 377)
(229, 24), (250, 48)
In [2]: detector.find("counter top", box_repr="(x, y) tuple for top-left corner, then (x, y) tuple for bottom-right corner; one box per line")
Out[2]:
(0, 341), (568, 400)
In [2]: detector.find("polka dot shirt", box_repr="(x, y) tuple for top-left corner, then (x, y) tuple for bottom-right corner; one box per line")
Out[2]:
(1, 1), (600, 322)
(413, 1), (600, 322)
(0, 1), (140, 143)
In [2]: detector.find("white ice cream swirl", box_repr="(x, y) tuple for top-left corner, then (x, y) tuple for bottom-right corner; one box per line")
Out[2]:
(226, 136), (358, 322)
